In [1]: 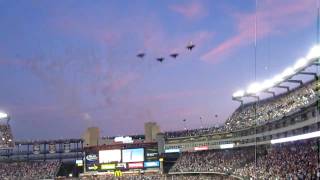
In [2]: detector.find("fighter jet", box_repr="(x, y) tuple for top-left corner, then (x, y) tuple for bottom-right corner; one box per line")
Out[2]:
(156, 57), (164, 63)
(170, 53), (179, 58)
(186, 42), (195, 51)
(137, 53), (145, 58)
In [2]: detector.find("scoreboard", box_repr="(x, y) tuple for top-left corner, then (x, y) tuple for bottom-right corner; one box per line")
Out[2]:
(85, 144), (159, 172)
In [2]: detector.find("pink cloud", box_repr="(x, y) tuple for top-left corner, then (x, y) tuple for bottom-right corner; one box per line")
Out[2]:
(169, 1), (207, 19)
(201, 0), (315, 63)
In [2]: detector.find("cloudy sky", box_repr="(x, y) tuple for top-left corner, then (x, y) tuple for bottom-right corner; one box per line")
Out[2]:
(0, 0), (318, 139)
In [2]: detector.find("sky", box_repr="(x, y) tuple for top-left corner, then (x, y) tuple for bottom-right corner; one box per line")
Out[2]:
(0, 0), (319, 140)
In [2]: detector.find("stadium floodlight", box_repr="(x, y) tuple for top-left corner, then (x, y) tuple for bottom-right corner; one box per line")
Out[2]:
(270, 130), (320, 144)
(233, 45), (320, 100)
(281, 67), (295, 79)
(306, 45), (320, 60)
(261, 79), (275, 90)
(293, 58), (308, 70)
(246, 82), (262, 94)
(232, 90), (245, 98)
(0, 112), (8, 119)
(220, 143), (234, 149)
(271, 74), (284, 84)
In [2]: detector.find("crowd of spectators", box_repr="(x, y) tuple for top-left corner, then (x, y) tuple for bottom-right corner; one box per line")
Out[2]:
(0, 124), (14, 148)
(170, 148), (255, 174)
(234, 140), (318, 179)
(165, 80), (317, 138)
(0, 160), (60, 180)
(170, 139), (319, 179)
(225, 80), (316, 131)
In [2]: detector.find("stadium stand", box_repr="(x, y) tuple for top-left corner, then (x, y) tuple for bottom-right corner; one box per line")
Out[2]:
(225, 80), (316, 131)
(165, 79), (317, 138)
(170, 139), (319, 179)
(0, 123), (14, 148)
(0, 160), (61, 179)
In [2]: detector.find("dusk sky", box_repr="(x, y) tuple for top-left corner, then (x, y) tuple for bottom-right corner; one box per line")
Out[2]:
(0, 0), (318, 140)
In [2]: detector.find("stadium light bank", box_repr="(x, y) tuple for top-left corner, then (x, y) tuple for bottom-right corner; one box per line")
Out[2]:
(232, 45), (320, 101)
(0, 112), (8, 120)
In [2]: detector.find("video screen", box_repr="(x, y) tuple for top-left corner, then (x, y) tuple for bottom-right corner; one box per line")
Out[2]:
(99, 149), (121, 163)
(122, 148), (144, 162)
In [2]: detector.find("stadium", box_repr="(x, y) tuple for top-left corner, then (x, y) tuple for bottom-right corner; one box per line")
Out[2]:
(0, 45), (318, 179)
(0, 0), (320, 180)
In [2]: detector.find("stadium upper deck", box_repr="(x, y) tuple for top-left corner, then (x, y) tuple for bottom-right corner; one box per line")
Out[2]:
(165, 45), (320, 139)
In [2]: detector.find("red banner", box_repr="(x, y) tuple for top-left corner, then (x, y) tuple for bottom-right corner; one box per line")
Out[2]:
(194, 146), (208, 151)
(128, 162), (143, 169)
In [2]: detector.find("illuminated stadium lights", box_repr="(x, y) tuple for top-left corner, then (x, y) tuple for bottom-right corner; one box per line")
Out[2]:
(281, 67), (295, 79)
(293, 58), (308, 70)
(271, 74), (284, 84)
(0, 112), (8, 119)
(246, 82), (262, 94)
(232, 90), (245, 98)
(220, 143), (234, 149)
(270, 131), (320, 144)
(306, 45), (320, 60)
(232, 45), (320, 99)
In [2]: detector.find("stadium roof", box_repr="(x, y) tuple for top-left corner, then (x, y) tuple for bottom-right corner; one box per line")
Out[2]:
(232, 45), (320, 100)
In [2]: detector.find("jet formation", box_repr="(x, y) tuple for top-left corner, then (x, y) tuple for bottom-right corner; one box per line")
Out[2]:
(136, 42), (195, 63)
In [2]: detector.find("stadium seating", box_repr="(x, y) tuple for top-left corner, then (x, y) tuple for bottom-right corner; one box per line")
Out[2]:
(170, 139), (318, 179)
(0, 124), (14, 149)
(165, 80), (317, 138)
(0, 161), (61, 179)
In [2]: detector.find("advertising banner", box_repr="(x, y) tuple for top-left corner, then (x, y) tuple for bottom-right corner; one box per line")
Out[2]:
(116, 163), (127, 169)
(86, 154), (99, 171)
(145, 147), (158, 161)
(33, 144), (40, 154)
(101, 163), (116, 170)
(144, 161), (160, 168)
(49, 143), (56, 154)
(64, 143), (70, 153)
(128, 162), (143, 169)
